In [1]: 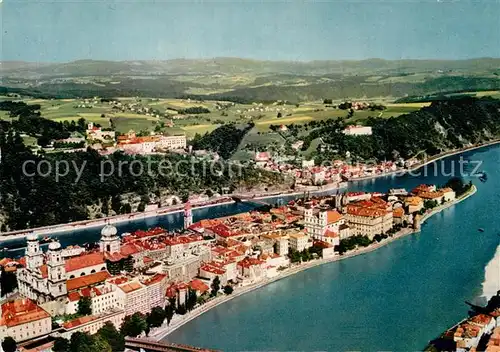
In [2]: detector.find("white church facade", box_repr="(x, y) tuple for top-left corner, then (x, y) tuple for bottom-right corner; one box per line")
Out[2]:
(16, 224), (121, 315)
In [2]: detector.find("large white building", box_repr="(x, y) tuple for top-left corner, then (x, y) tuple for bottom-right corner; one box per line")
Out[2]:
(16, 224), (130, 315)
(158, 135), (187, 150)
(86, 123), (116, 142)
(343, 125), (373, 136)
(0, 298), (52, 343)
(304, 208), (346, 240)
(117, 131), (186, 154)
(345, 201), (393, 239)
(288, 233), (311, 252)
(17, 236), (68, 312)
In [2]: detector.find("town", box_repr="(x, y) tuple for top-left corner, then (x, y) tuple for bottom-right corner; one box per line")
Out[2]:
(0, 180), (472, 352)
(426, 291), (500, 352)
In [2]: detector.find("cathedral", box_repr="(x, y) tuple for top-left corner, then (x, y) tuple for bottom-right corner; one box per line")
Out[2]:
(17, 223), (121, 314)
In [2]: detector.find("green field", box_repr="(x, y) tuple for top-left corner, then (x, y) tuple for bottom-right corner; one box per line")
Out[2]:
(3, 97), (446, 146)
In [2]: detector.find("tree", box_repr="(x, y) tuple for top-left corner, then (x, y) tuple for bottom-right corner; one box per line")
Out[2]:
(146, 306), (166, 328)
(53, 337), (70, 352)
(2, 337), (16, 352)
(211, 276), (221, 297)
(186, 289), (198, 311)
(288, 248), (301, 263)
(70, 332), (94, 352)
(97, 321), (125, 352)
(77, 296), (92, 316)
(223, 285), (233, 294)
(120, 312), (147, 337)
(277, 112), (282, 118)
(176, 304), (187, 315)
(165, 303), (175, 326)
(92, 335), (112, 352)
(1, 266), (18, 297)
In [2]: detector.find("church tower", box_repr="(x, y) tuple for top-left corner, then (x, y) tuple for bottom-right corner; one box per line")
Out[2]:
(47, 241), (67, 298)
(99, 223), (120, 253)
(26, 233), (44, 271)
(184, 203), (193, 229)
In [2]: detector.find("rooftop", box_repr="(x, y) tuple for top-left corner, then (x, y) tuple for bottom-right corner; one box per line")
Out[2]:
(65, 252), (105, 273)
(119, 281), (143, 293)
(66, 270), (111, 291)
(0, 299), (50, 328)
(326, 210), (343, 224)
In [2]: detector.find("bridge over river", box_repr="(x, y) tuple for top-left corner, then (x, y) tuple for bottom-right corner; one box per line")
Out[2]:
(124, 337), (219, 352)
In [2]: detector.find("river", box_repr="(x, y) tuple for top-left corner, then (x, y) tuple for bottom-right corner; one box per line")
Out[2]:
(3, 145), (500, 350)
(164, 145), (500, 351)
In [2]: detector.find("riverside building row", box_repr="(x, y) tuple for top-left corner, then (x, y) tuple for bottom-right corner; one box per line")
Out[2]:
(0, 184), (456, 346)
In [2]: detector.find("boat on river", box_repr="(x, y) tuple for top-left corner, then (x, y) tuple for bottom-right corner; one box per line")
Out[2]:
(478, 171), (488, 182)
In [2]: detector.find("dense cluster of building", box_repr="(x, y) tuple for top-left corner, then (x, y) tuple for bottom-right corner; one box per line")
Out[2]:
(427, 291), (500, 352)
(255, 152), (404, 186)
(0, 183), (457, 348)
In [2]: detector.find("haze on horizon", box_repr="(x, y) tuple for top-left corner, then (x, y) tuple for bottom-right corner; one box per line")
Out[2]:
(1, 0), (500, 63)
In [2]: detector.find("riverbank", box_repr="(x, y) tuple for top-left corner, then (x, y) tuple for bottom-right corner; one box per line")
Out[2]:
(152, 185), (477, 341)
(348, 139), (500, 182)
(0, 197), (235, 243)
(1, 137), (496, 242)
(0, 181), (349, 243)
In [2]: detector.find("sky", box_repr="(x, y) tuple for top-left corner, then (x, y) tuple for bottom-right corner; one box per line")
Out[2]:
(1, 0), (499, 62)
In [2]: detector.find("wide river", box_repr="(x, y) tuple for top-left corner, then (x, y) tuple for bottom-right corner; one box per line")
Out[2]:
(2, 145), (500, 350)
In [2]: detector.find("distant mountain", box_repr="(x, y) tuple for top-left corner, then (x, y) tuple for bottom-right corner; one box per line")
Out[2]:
(1, 57), (499, 101)
(2, 57), (500, 77)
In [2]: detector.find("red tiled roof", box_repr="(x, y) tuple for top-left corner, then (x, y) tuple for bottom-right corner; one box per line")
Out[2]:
(418, 191), (444, 199)
(65, 252), (105, 273)
(313, 240), (333, 248)
(470, 314), (493, 326)
(176, 282), (189, 290)
(67, 292), (81, 302)
(347, 206), (387, 217)
(327, 210), (343, 224)
(189, 279), (209, 293)
(238, 257), (264, 268)
(1, 299), (50, 328)
(200, 263), (225, 275)
(66, 271), (111, 291)
(142, 273), (167, 286)
(119, 281), (143, 293)
(104, 252), (126, 262)
(324, 230), (339, 238)
(62, 315), (97, 329)
(108, 276), (129, 285)
(166, 285), (176, 298)
(393, 208), (405, 218)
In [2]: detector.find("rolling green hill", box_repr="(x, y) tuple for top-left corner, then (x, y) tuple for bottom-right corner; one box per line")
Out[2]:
(1, 57), (499, 102)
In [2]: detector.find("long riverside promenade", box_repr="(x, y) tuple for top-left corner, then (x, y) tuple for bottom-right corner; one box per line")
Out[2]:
(152, 185), (477, 341)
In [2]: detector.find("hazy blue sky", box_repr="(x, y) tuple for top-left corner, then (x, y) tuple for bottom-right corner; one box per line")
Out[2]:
(2, 0), (499, 62)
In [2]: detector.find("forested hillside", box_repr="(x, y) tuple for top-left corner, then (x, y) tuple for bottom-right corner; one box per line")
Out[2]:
(191, 123), (254, 159)
(0, 128), (283, 231)
(306, 97), (500, 162)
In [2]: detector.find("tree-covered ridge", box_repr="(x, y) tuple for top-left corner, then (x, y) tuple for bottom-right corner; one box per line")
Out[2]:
(0, 101), (86, 146)
(0, 133), (283, 231)
(306, 97), (500, 162)
(191, 123), (254, 159)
